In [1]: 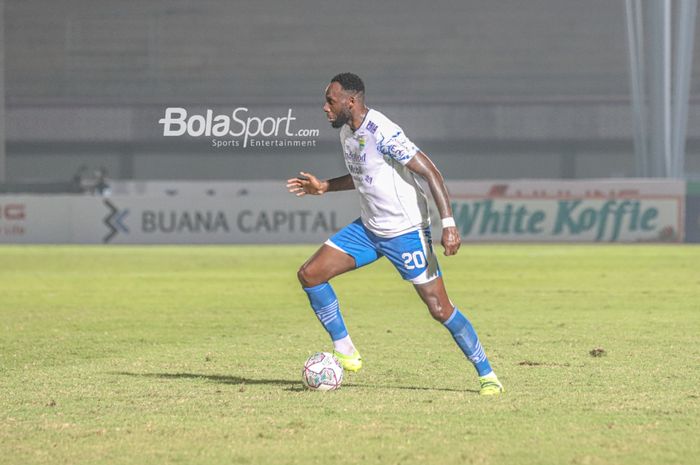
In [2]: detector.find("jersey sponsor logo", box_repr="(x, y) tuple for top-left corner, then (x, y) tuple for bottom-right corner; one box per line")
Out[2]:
(348, 165), (363, 175)
(344, 151), (366, 163)
(378, 131), (415, 162)
(343, 137), (367, 164)
(366, 121), (378, 134)
(382, 143), (412, 161)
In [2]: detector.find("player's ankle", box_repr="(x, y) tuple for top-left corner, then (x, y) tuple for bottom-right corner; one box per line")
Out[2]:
(332, 335), (356, 356)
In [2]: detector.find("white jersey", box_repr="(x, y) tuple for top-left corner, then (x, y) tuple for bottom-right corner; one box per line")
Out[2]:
(339, 109), (430, 237)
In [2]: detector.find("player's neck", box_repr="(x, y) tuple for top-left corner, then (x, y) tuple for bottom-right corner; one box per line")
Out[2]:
(350, 106), (369, 131)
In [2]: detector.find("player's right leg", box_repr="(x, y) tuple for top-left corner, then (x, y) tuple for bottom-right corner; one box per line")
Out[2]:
(297, 219), (380, 372)
(297, 244), (356, 288)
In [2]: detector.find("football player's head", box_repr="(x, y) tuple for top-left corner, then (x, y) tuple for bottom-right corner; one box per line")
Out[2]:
(324, 73), (365, 128)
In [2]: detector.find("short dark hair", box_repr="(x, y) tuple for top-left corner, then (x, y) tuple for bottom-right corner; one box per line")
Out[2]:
(331, 73), (365, 94)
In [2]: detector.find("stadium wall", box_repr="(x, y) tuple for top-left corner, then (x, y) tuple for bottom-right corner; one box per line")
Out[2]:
(5, 103), (700, 182)
(0, 179), (692, 244)
(4, 1), (700, 183)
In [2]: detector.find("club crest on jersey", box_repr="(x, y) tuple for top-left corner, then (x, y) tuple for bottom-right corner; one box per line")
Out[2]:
(344, 138), (367, 163)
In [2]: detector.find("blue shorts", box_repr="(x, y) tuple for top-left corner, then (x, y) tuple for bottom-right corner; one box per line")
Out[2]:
(325, 219), (441, 285)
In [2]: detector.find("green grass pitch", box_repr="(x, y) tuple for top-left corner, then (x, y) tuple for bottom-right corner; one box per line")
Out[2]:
(1, 245), (699, 465)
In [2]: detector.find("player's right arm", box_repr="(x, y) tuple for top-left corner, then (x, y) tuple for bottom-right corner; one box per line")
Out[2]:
(286, 172), (355, 196)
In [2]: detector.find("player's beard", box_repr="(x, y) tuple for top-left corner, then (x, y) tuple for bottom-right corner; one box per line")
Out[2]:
(331, 107), (352, 128)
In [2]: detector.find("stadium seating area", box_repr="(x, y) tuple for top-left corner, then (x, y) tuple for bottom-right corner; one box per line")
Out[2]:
(5, 0), (644, 104)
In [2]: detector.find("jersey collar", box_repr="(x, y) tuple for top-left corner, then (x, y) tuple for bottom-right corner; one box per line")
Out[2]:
(352, 108), (372, 133)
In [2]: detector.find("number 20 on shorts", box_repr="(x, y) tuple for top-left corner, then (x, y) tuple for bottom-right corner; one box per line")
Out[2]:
(402, 251), (426, 270)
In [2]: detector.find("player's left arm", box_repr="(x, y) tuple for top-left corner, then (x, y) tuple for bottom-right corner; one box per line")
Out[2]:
(405, 152), (461, 256)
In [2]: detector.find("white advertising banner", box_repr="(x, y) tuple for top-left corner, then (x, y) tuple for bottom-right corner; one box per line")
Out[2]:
(0, 193), (360, 244)
(440, 179), (685, 242)
(0, 196), (88, 243)
(447, 198), (682, 242)
(0, 179), (685, 244)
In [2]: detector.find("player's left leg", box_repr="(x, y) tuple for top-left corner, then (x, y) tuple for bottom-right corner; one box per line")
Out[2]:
(379, 227), (503, 394)
(413, 277), (503, 395)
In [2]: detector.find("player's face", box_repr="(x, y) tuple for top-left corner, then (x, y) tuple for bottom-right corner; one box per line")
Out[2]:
(323, 82), (353, 128)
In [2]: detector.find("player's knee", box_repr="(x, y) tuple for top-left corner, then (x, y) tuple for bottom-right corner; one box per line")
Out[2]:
(425, 297), (451, 323)
(297, 264), (320, 288)
(297, 265), (310, 287)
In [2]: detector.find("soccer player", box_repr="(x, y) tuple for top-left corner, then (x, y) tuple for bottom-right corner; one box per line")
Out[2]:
(286, 73), (503, 395)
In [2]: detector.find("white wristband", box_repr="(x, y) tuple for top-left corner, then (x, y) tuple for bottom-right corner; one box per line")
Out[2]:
(441, 217), (456, 229)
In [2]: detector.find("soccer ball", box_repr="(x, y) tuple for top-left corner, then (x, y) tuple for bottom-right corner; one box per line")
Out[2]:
(301, 352), (343, 391)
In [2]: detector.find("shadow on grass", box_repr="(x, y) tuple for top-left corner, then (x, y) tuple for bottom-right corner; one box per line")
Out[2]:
(113, 371), (477, 393)
(113, 371), (298, 386)
(342, 383), (478, 394)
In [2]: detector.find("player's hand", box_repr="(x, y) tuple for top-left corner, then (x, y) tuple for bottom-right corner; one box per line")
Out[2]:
(441, 226), (461, 256)
(286, 171), (328, 196)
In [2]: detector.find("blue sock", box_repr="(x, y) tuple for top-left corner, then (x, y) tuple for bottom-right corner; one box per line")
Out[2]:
(443, 307), (493, 376)
(303, 282), (348, 341)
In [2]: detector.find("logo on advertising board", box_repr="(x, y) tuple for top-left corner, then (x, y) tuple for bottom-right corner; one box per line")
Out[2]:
(0, 203), (26, 237)
(103, 200), (129, 243)
(102, 198), (342, 243)
(450, 198), (682, 242)
(441, 180), (685, 243)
